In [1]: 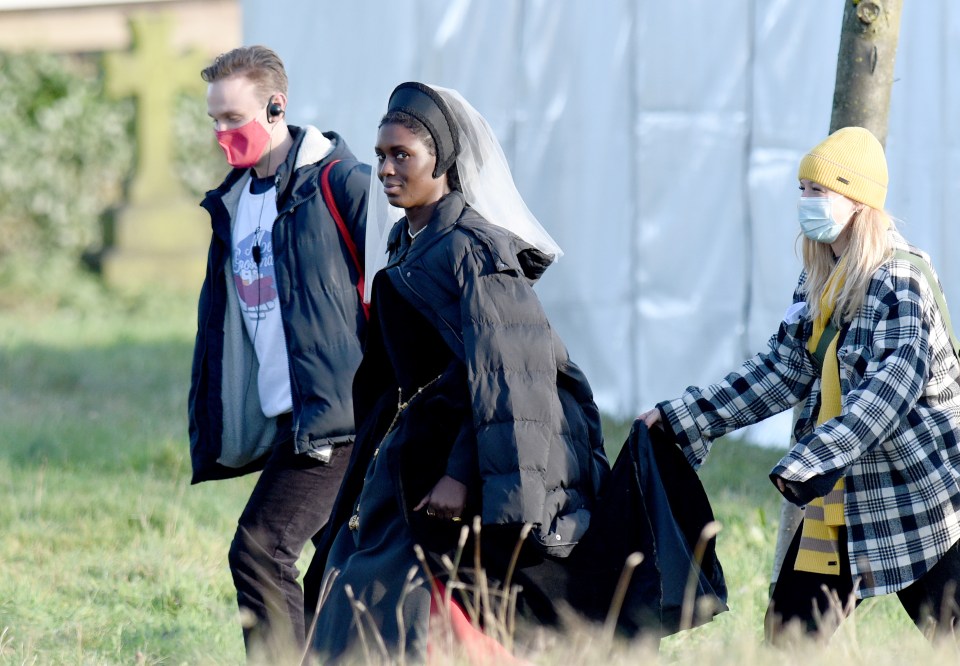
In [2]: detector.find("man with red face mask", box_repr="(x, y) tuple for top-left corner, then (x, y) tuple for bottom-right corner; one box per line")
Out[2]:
(187, 45), (369, 661)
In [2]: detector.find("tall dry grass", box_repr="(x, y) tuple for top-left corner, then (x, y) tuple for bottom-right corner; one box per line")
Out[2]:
(0, 279), (942, 664)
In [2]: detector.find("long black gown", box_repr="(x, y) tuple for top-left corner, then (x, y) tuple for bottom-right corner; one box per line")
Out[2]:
(311, 273), (475, 663)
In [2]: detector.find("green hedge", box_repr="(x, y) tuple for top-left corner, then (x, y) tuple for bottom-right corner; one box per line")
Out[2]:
(0, 51), (221, 285)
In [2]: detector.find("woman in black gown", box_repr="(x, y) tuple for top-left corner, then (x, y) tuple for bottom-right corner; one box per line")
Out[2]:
(308, 82), (610, 663)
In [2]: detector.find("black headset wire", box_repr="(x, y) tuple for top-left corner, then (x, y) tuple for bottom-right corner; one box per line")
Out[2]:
(241, 97), (282, 410)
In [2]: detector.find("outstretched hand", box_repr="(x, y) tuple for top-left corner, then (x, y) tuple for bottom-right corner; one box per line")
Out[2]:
(638, 408), (662, 429)
(414, 475), (467, 521)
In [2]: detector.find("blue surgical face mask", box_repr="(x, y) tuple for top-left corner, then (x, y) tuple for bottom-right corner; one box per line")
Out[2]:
(798, 197), (844, 243)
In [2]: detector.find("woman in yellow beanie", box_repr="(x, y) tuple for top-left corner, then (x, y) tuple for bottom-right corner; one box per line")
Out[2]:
(640, 126), (960, 641)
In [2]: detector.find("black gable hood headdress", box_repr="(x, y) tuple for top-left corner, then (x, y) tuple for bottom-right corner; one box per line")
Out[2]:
(364, 84), (563, 304)
(387, 82), (461, 178)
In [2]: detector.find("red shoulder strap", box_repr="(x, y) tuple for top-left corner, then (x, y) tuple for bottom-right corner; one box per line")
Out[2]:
(321, 159), (370, 320)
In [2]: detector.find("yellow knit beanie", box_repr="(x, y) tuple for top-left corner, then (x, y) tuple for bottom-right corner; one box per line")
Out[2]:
(798, 126), (888, 210)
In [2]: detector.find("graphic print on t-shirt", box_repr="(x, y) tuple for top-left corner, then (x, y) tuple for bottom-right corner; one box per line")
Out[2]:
(233, 229), (278, 320)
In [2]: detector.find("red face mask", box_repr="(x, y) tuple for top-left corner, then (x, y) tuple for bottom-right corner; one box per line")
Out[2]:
(215, 118), (271, 168)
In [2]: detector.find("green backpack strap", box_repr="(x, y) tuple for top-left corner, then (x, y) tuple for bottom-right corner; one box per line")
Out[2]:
(894, 250), (960, 358)
(810, 319), (840, 374)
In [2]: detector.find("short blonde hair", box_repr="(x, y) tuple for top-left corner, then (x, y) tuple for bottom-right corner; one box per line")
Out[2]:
(201, 45), (288, 101)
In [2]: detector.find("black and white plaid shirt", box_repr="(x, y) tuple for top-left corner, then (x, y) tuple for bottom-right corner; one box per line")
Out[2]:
(660, 235), (960, 598)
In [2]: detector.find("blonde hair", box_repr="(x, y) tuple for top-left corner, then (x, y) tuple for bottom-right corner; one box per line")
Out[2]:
(201, 45), (288, 101)
(801, 206), (894, 325)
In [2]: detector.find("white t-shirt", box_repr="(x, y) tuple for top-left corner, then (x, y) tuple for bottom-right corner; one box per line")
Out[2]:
(232, 174), (293, 418)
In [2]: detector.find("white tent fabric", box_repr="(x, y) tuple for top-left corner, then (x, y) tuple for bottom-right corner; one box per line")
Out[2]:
(244, 0), (960, 446)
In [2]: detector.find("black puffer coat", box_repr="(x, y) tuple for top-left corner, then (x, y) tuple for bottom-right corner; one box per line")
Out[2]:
(348, 191), (610, 554)
(188, 127), (369, 483)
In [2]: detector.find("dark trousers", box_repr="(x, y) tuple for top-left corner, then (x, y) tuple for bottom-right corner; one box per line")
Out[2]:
(767, 520), (960, 642)
(228, 422), (352, 660)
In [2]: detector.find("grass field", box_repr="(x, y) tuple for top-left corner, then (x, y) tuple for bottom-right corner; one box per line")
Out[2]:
(0, 281), (948, 664)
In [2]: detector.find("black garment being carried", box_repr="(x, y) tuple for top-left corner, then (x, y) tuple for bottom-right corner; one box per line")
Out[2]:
(565, 421), (728, 637)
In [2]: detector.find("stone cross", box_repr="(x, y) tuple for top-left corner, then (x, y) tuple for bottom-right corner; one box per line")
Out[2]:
(104, 13), (207, 205)
(101, 12), (212, 291)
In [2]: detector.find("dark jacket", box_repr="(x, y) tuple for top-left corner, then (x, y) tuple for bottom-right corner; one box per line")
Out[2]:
(345, 192), (610, 555)
(188, 127), (370, 483)
(566, 421), (727, 637)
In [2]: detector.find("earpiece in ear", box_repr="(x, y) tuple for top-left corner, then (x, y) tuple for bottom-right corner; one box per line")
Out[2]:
(268, 99), (283, 118)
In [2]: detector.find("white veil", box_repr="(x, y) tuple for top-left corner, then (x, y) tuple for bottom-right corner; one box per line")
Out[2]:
(363, 85), (563, 302)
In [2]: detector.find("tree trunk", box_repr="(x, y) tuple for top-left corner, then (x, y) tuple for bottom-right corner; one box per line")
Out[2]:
(830, 0), (904, 143)
(770, 0), (903, 597)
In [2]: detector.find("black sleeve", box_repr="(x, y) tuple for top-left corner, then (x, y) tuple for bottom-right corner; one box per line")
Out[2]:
(770, 467), (846, 506)
(444, 414), (478, 485)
